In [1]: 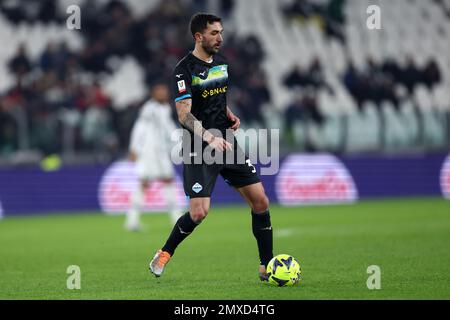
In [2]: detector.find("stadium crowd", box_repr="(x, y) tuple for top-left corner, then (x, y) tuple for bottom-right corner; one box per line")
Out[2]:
(283, 0), (346, 43)
(1, 0), (272, 160)
(0, 0), (448, 162)
(282, 54), (443, 130)
(343, 56), (441, 109)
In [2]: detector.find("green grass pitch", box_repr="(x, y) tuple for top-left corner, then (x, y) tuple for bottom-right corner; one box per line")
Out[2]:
(0, 198), (449, 300)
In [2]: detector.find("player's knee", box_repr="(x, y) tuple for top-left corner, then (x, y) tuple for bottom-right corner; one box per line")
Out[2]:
(252, 194), (269, 213)
(190, 207), (208, 223)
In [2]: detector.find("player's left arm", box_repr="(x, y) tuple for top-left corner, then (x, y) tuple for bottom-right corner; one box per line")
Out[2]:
(226, 106), (240, 131)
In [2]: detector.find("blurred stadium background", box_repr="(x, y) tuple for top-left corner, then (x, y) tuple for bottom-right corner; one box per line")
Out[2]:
(1, 0), (449, 214)
(1, 0), (449, 160)
(0, 0), (450, 300)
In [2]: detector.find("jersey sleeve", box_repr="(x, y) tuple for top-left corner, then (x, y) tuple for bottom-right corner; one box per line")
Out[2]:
(172, 63), (192, 103)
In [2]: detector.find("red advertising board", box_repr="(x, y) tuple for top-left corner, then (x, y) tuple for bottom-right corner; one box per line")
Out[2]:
(275, 154), (358, 205)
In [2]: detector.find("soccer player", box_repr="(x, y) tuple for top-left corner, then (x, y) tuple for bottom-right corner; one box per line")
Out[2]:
(149, 13), (273, 281)
(126, 82), (183, 231)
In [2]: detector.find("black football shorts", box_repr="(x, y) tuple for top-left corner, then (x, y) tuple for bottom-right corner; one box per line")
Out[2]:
(182, 139), (261, 198)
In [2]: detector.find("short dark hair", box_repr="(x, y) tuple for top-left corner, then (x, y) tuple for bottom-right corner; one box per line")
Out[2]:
(189, 13), (222, 38)
(150, 79), (168, 89)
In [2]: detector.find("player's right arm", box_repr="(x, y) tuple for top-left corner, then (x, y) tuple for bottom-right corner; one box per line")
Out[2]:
(173, 63), (231, 152)
(175, 98), (232, 152)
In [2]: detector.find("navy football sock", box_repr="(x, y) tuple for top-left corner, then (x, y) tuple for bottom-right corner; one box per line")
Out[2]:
(252, 210), (274, 267)
(162, 212), (199, 256)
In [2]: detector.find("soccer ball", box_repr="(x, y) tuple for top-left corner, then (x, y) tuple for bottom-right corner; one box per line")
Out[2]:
(266, 254), (302, 287)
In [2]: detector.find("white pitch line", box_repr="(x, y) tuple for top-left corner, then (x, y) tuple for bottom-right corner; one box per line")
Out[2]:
(274, 228), (295, 238)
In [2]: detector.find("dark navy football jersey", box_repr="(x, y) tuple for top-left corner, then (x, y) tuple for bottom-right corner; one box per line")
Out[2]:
(172, 52), (232, 134)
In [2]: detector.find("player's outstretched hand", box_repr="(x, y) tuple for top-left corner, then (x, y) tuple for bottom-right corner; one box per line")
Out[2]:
(209, 136), (233, 152)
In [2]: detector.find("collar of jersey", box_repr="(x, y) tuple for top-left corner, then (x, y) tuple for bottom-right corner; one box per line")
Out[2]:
(190, 52), (214, 65)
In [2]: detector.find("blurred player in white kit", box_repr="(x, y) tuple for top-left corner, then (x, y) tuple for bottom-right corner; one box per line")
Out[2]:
(125, 82), (183, 231)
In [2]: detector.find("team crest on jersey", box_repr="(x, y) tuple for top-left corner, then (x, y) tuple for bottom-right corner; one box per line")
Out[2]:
(177, 80), (186, 93)
(192, 182), (203, 194)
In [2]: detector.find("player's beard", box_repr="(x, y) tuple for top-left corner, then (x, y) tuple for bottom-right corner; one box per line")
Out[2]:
(202, 40), (219, 56)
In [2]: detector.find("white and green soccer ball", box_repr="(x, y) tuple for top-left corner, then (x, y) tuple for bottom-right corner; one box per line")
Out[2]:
(266, 254), (302, 287)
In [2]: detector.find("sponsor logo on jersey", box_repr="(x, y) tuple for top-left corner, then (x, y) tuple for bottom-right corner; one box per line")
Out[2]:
(201, 86), (228, 98)
(440, 154), (450, 199)
(192, 182), (203, 194)
(275, 154), (358, 205)
(177, 80), (186, 93)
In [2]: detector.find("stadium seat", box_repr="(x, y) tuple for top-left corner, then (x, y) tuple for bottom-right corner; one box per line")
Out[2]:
(414, 85), (434, 111)
(345, 102), (381, 153)
(381, 101), (410, 150)
(311, 113), (343, 152)
(420, 109), (448, 149)
(101, 57), (146, 107)
(262, 104), (285, 132)
(399, 100), (420, 147)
